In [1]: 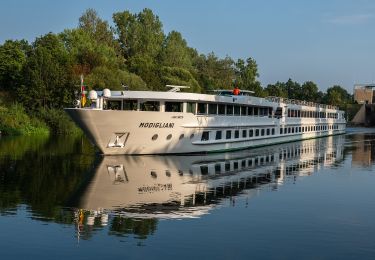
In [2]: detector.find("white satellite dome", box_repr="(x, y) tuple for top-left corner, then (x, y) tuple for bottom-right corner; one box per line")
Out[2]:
(89, 90), (98, 100)
(103, 88), (111, 98)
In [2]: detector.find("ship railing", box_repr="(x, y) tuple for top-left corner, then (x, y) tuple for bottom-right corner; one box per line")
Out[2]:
(265, 96), (338, 110)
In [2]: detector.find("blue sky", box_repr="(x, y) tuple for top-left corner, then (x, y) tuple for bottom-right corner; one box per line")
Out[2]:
(1, 0), (375, 93)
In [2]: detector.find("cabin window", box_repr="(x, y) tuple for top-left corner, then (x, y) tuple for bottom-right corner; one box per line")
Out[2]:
(140, 101), (160, 111)
(152, 134), (158, 141)
(201, 131), (210, 141)
(215, 164), (221, 174)
(226, 130), (232, 139)
(218, 104), (226, 115)
(241, 160), (246, 168)
(235, 130), (239, 138)
(123, 100), (137, 110)
(299, 127), (301, 132)
(280, 128), (283, 134)
(215, 131), (222, 140)
(197, 103), (207, 114)
(261, 129), (265, 136)
(266, 129), (270, 135)
(272, 128), (275, 135)
(249, 129), (254, 137)
(254, 107), (259, 116)
(187, 102), (196, 114)
(241, 106), (247, 116)
(242, 129), (247, 138)
(208, 103), (218, 114)
(166, 134), (172, 140)
(248, 106), (254, 116)
(165, 102), (183, 112)
(255, 129), (259, 136)
(200, 166), (209, 175)
(234, 105), (240, 115)
(225, 163), (230, 171)
(234, 161), (238, 170)
(106, 100), (122, 110)
(227, 105), (234, 115)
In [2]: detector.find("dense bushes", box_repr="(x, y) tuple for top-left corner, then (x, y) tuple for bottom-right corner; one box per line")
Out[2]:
(0, 103), (49, 135)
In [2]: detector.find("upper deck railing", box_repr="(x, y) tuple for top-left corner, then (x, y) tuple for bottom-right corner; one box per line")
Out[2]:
(265, 96), (338, 110)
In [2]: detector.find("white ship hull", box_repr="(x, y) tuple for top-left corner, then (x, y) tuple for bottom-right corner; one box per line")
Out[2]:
(65, 90), (346, 155)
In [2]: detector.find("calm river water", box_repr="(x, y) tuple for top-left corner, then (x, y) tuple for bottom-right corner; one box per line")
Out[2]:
(1, 128), (375, 259)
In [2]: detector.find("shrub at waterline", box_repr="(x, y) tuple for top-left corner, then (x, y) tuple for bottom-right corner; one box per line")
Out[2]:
(0, 103), (49, 135)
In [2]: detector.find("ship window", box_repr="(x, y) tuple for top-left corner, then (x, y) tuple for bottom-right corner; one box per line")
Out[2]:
(200, 166), (209, 175)
(241, 106), (247, 116)
(266, 129), (270, 135)
(234, 105), (240, 115)
(152, 134), (158, 141)
(292, 127), (295, 133)
(235, 130), (239, 138)
(248, 159), (253, 166)
(226, 130), (232, 139)
(227, 105), (233, 115)
(241, 160), (246, 168)
(187, 102), (196, 114)
(254, 107), (259, 116)
(190, 133), (195, 139)
(123, 100), (137, 110)
(107, 100), (122, 110)
(215, 164), (221, 174)
(208, 103), (218, 114)
(165, 102), (183, 112)
(248, 106), (254, 116)
(261, 129), (265, 136)
(255, 129), (259, 136)
(166, 170), (171, 177)
(249, 129), (254, 137)
(215, 131), (222, 140)
(151, 171), (157, 178)
(225, 163), (230, 171)
(141, 101), (160, 111)
(242, 130), (247, 138)
(272, 128), (275, 135)
(179, 134), (184, 140)
(280, 128), (283, 134)
(166, 134), (172, 140)
(197, 103), (207, 114)
(299, 127), (301, 132)
(234, 161), (238, 170)
(218, 104), (226, 115)
(201, 131), (210, 141)
(288, 127), (291, 133)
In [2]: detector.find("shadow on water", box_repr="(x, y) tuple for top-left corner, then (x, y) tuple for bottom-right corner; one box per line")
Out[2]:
(1, 130), (375, 241)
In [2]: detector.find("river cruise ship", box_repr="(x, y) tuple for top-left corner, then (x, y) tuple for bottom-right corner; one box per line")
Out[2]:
(65, 86), (346, 155)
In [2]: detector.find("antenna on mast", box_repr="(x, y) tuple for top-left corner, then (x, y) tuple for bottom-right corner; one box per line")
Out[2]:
(166, 85), (190, 92)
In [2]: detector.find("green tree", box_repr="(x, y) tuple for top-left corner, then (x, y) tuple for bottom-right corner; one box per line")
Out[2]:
(85, 66), (147, 90)
(160, 66), (201, 93)
(0, 40), (30, 91)
(160, 31), (193, 69)
(18, 33), (74, 110)
(194, 52), (234, 92)
(265, 82), (288, 98)
(113, 8), (165, 89)
(78, 8), (115, 46)
(324, 85), (352, 107)
(301, 81), (318, 101)
(235, 57), (263, 96)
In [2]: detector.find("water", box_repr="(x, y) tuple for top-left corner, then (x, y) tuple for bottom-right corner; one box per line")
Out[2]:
(1, 129), (375, 259)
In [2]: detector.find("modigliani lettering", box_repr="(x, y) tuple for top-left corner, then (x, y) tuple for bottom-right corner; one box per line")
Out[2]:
(139, 122), (174, 128)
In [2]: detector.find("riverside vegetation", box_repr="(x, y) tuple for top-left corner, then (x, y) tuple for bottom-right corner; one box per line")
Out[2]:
(0, 8), (356, 136)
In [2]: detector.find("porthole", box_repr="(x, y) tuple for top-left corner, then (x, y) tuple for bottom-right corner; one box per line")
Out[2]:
(151, 171), (157, 178)
(165, 170), (171, 177)
(190, 133), (195, 139)
(152, 134), (158, 141)
(179, 134), (184, 140)
(166, 134), (172, 140)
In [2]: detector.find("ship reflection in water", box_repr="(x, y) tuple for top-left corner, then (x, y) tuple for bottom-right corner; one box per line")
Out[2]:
(75, 135), (345, 231)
